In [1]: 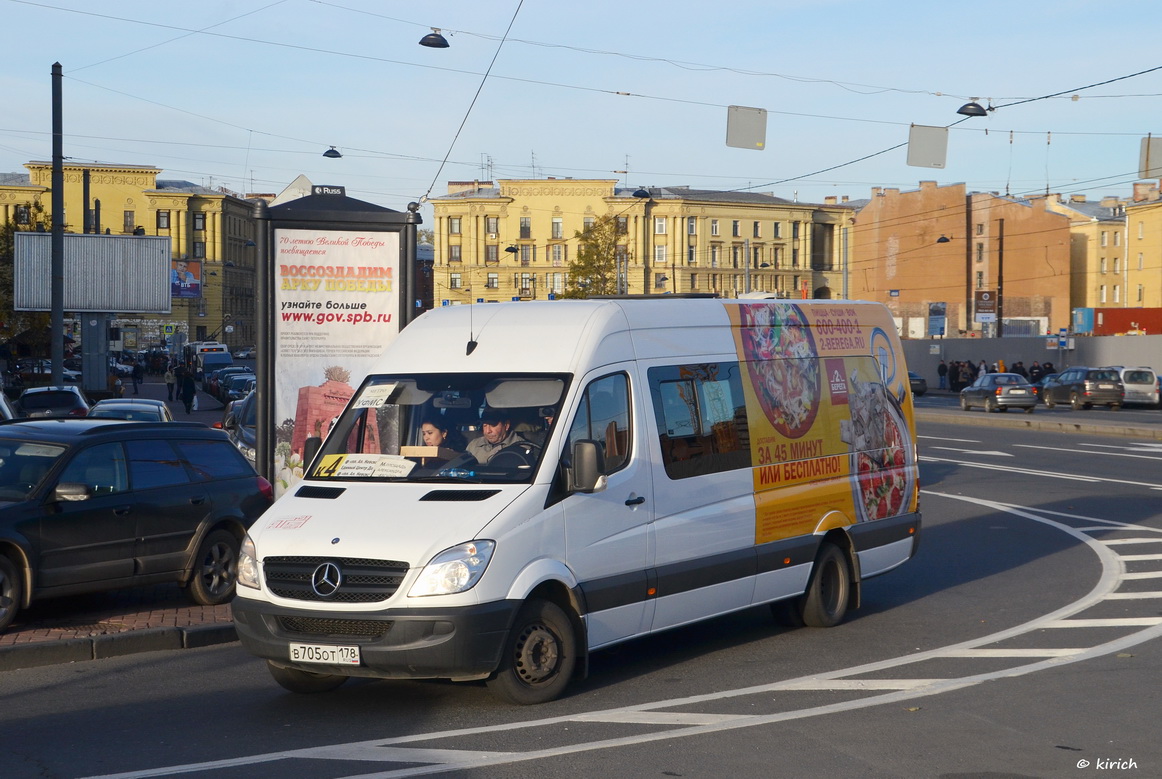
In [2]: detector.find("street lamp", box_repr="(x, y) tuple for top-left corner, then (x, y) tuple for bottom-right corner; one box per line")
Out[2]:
(322, 146), (342, 159)
(419, 28), (450, 48)
(617, 187), (651, 294)
(956, 101), (989, 117)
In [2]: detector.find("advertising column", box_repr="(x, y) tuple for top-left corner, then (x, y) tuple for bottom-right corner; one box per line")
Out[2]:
(272, 228), (400, 494)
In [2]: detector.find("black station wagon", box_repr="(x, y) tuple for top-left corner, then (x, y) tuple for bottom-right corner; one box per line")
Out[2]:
(0, 419), (273, 632)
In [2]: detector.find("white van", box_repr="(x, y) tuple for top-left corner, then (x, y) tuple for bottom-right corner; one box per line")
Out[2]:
(232, 297), (921, 704)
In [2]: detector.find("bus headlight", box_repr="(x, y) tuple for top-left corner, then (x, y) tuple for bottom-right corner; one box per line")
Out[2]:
(237, 534), (260, 590)
(408, 540), (495, 597)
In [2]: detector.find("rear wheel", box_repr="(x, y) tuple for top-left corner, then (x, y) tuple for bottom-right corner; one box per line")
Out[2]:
(186, 529), (239, 606)
(0, 556), (22, 633)
(267, 661), (349, 693)
(487, 599), (576, 705)
(800, 542), (851, 628)
(985, 397), (997, 413)
(1110, 404), (1121, 411)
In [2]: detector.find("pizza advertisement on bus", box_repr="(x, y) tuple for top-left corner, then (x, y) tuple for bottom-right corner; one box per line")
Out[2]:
(728, 302), (918, 543)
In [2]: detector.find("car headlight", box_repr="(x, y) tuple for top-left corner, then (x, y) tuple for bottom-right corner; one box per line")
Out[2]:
(408, 540), (495, 597)
(237, 534), (260, 589)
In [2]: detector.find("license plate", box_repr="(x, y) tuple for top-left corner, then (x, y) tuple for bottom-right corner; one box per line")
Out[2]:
(1009, 389), (1026, 394)
(1099, 383), (1114, 389)
(290, 642), (361, 665)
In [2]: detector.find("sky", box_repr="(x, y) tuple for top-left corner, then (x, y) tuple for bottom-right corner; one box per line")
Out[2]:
(2, 0), (1161, 222)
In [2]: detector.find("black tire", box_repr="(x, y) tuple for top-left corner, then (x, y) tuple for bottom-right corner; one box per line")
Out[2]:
(1070, 393), (1083, 411)
(800, 542), (851, 628)
(267, 661), (349, 694)
(0, 555), (21, 633)
(1110, 404), (1121, 411)
(487, 599), (576, 705)
(1044, 394), (1055, 408)
(959, 395), (970, 411)
(770, 598), (805, 628)
(186, 529), (240, 606)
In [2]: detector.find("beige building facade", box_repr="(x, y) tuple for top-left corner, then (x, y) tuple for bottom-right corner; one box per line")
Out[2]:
(1125, 181), (1162, 309)
(0, 161), (258, 350)
(428, 179), (854, 305)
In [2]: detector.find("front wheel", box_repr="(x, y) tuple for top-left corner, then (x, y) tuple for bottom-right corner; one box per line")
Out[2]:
(1044, 394), (1055, 408)
(960, 395), (970, 411)
(186, 529), (240, 605)
(487, 599), (576, 705)
(0, 556), (22, 633)
(800, 542), (851, 628)
(1070, 393), (1084, 411)
(267, 661), (349, 693)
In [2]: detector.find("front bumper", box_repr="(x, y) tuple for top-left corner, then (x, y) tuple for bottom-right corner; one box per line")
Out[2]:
(231, 596), (520, 681)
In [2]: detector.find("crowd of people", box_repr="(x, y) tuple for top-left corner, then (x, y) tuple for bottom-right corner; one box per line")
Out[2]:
(936, 359), (1056, 392)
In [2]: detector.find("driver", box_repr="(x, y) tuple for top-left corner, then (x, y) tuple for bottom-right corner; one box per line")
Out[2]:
(467, 408), (530, 464)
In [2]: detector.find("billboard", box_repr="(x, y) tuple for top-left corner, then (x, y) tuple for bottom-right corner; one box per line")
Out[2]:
(171, 259), (202, 299)
(14, 233), (171, 313)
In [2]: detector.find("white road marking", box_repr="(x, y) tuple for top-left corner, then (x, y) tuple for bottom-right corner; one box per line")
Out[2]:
(921, 455), (1162, 489)
(929, 447), (1013, 456)
(85, 495), (1162, 779)
(918, 435), (981, 443)
(1014, 444), (1162, 461)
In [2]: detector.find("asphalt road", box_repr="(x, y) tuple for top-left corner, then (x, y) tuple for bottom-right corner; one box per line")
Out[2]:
(2, 417), (1160, 778)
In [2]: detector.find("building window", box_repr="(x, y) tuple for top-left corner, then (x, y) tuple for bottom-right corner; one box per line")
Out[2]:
(193, 212), (205, 231)
(772, 221), (781, 238)
(450, 273), (462, 289)
(687, 217), (696, 235)
(486, 272), (499, 289)
(123, 211), (136, 233)
(711, 219), (719, 236)
(792, 222), (800, 239)
(486, 216), (499, 234)
(1100, 258), (1107, 274)
(520, 272), (532, 295)
(654, 217), (667, 235)
(772, 247), (781, 268)
(552, 244), (564, 267)
(976, 223), (984, 236)
(1099, 284), (1107, 303)
(14, 205), (30, 225)
(1137, 284), (1144, 302)
(520, 245), (532, 266)
(975, 271), (984, 289)
(654, 272), (668, 288)
(689, 273), (698, 289)
(551, 273), (564, 293)
(731, 220), (740, 237)
(485, 245), (498, 264)
(710, 245), (719, 267)
(1114, 231), (1121, 247)
(449, 245), (462, 263)
(615, 245), (627, 271)
(520, 217), (531, 239)
(1113, 285), (1121, 303)
(552, 217), (563, 240)
(1138, 222), (1144, 239)
(157, 210), (170, 229)
(1113, 257), (1120, 274)
(616, 216), (627, 234)
(687, 245), (696, 264)
(975, 243), (984, 263)
(752, 221), (761, 238)
(449, 217), (461, 235)
(791, 247), (799, 268)
(731, 246), (741, 268)
(193, 241), (205, 258)
(1138, 253), (1144, 271)
(655, 245), (667, 264)
(1100, 231), (1108, 247)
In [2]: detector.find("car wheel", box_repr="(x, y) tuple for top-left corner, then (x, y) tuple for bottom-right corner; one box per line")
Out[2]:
(1110, 404), (1121, 411)
(960, 395), (970, 411)
(1070, 393), (1083, 411)
(0, 556), (22, 633)
(985, 398), (997, 413)
(1044, 394), (1055, 408)
(800, 542), (850, 628)
(487, 599), (576, 705)
(267, 661), (349, 694)
(186, 529), (240, 606)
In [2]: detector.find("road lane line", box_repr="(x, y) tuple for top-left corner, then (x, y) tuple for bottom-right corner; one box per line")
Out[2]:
(1106, 591), (1162, 599)
(1043, 618), (1162, 627)
(921, 455), (1162, 489)
(1013, 444), (1162, 461)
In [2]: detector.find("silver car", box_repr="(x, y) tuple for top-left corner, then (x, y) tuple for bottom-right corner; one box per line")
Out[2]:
(960, 373), (1037, 413)
(1108, 366), (1159, 408)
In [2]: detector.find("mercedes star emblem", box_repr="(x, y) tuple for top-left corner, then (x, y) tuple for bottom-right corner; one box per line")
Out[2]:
(311, 562), (342, 597)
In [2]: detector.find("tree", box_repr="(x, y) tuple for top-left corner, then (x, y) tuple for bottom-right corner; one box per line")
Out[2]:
(560, 214), (626, 299)
(0, 201), (52, 352)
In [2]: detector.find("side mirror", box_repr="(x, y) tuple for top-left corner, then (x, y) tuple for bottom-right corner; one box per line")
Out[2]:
(53, 482), (91, 502)
(570, 440), (607, 494)
(222, 412), (237, 430)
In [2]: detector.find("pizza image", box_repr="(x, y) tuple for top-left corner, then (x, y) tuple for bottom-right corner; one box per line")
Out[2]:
(842, 372), (912, 522)
(738, 304), (820, 439)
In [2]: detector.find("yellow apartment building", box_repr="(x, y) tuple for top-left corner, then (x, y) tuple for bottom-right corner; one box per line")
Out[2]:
(427, 179), (854, 305)
(1126, 181), (1162, 309)
(1039, 193), (1129, 309)
(0, 161), (258, 350)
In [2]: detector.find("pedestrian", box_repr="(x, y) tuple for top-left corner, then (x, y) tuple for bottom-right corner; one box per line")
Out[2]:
(1029, 361), (1044, 383)
(1012, 361), (1028, 378)
(131, 360), (144, 395)
(164, 364), (176, 401)
(977, 360), (988, 380)
(106, 369), (123, 398)
(997, 358), (1006, 373)
(937, 359), (948, 390)
(179, 371), (197, 414)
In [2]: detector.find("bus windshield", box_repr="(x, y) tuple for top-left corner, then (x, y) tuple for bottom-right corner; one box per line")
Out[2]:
(307, 373), (569, 484)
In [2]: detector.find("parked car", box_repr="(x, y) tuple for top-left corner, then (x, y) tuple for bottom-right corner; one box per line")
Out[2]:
(207, 366), (254, 400)
(0, 418), (273, 631)
(15, 359), (81, 384)
(88, 398), (174, 422)
(0, 393), (18, 421)
(1040, 367), (1124, 410)
(17, 386), (90, 418)
(959, 372), (1038, 413)
(218, 389), (256, 467)
(1031, 372), (1058, 402)
(222, 374), (256, 404)
(907, 371), (927, 397)
(1106, 366), (1159, 408)
(233, 346), (256, 359)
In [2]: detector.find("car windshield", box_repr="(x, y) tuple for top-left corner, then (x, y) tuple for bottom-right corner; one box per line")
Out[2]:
(308, 373), (568, 484)
(0, 441), (68, 500)
(1123, 370), (1154, 384)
